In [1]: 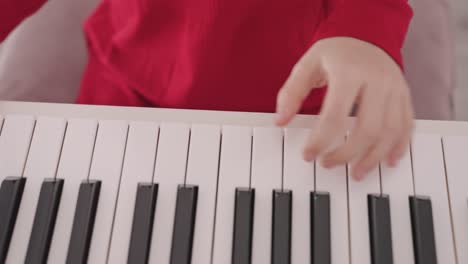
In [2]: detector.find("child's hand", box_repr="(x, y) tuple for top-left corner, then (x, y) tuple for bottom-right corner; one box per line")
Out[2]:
(275, 36), (414, 180)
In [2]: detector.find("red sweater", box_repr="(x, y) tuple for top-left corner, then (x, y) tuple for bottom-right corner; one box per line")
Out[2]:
(1, 0), (412, 114)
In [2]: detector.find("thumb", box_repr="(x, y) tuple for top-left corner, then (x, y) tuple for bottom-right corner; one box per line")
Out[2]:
(275, 52), (324, 126)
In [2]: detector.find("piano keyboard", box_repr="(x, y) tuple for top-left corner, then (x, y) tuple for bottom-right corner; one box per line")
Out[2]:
(0, 101), (468, 264)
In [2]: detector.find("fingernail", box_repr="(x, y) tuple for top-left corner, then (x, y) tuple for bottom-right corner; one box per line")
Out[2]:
(276, 107), (290, 122)
(275, 111), (286, 123)
(277, 103), (295, 121)
(353, 169), (364, 181)
(304, 150), (316, 161)
(387, 155), (399, 167)
(321, 159), (333, 168)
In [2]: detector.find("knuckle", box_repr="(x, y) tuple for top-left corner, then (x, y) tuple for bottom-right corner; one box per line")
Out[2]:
(331, 149), (353, 163)
(291, 62), (308, 77)
(341, 69), (359, 82)
(394, 147), (407, 159)
(360, 154), (379, 170)
(306, 140), (322, 154)
(359, 126), (380, 142)
(330, 69), (355, 85)
(384, 124), (401, 138)
(323, 149), (341, 162)
(306, 133), (331, 154)
(322, 112), (346, 128)
(327, 140), (359, 163)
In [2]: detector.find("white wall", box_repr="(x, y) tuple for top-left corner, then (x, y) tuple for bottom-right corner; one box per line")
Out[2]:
(452, 0), (468, 121)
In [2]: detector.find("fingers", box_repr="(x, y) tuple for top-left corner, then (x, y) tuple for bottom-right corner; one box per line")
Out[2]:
(323, 80), (413, 180)
(385, 131), (409, 167)
(350, 92), (402, 180)
(302, 72), (361, 161)
(275, 52), (324, 126)
(386, 88), (414, 166)
(320, 78), (386, 169)
(276, 37), (414, 179)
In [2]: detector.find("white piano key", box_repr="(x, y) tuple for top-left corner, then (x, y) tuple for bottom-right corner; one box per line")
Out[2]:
(283, 128), (314, 263)
(184, 124), (220, 264)
(251, 127), (283, 263)
(212, 126), (252, 263)
(87, 120), (129, 264)
(149, 123), (190, 263)
(348, 165), (380, 264)
(107, 122), (159, 263)
(380, 148), (415, 264)
(47, 119), (98, 263)
(0, 115), (35, 181)
(442, 135), (468, 264)
(412, 134), (456, 264)
(6, 116), (66, 264)
(315, 139), (349, 264)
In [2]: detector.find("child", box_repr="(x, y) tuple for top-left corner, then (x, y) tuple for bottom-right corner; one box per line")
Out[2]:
(0, 0), (414, 180)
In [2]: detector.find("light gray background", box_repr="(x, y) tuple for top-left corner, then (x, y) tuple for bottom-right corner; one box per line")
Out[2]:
(452, 0), (468, 120)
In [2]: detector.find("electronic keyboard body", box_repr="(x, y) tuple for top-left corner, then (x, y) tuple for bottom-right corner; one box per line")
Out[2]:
(0, 101), (467, 264)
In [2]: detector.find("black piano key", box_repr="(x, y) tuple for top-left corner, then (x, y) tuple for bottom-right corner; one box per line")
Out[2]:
(368, 194), (393, 264)
(0, 177), (26, 263)
(310, 191), (330, 264)
(232, 187), (255, 264)
(170, 185), (198, 264)
(409, 196), (437, 264)
(66, 180), (101, 264)
(25, 178), (64, 264)
(272, 189), (292, 264)
(127, 183), (158, 264)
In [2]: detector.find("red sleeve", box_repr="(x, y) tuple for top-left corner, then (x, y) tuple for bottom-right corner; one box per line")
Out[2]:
(0, 0), (47, 42)
(312, 0), (413, 68)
